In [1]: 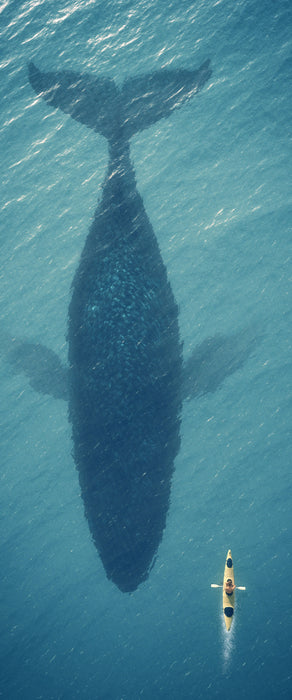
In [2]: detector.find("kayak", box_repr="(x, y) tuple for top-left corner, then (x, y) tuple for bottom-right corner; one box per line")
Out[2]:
(223, 549), (235, 631)
(211, 551), (246, 627)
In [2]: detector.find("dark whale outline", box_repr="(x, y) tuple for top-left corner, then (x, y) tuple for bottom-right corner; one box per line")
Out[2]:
(25, 59), (213, 592)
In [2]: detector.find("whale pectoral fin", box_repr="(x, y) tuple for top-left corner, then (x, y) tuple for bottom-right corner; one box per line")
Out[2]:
(28, 62), (118, 138)
(121, 59), (212, 138)
(182, 328), (258, 401)
(5, 336), (69, 401)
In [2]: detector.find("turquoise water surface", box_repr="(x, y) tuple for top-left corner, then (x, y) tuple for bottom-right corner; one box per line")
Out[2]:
(1, 1), (291, 698)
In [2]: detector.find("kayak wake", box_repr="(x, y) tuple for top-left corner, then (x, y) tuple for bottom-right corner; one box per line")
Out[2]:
(221, 615), (235, 674)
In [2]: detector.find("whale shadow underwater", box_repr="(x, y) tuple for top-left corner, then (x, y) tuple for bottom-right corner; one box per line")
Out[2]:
(9, 58), (253, 592)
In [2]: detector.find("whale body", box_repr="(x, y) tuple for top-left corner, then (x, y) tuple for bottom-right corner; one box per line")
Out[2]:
(28, 59), (212, 592)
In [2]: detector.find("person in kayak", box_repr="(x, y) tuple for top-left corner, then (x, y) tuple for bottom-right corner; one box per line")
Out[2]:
(225, 578), (236, 596)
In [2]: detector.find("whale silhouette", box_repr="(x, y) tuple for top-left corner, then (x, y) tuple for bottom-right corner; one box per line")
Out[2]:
(27, 59), (212, 592)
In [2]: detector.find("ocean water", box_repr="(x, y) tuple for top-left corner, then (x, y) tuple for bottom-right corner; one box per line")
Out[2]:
(0, 0), (291, 698)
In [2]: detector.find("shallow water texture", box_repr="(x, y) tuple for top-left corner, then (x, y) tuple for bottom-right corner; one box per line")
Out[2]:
(1, 1), (291, 698)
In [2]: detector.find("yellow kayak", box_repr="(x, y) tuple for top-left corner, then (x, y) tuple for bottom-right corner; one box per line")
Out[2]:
(222, 549), (235, 631)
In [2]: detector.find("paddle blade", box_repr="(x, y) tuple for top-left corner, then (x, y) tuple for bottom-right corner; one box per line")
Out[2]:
(211, 584), (222, 588)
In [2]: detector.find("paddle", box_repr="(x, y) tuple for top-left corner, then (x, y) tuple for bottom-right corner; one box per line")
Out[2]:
(211, 584), (246, 590)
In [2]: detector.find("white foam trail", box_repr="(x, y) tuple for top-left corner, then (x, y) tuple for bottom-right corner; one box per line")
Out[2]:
(221, 614), (235, 675)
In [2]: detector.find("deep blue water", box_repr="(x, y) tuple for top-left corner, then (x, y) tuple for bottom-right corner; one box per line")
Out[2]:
(1, 1), (291, 698)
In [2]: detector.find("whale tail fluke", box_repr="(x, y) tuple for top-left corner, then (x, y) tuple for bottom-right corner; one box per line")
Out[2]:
(121, 59), (212, 139)
(28, 62), (119, 140)
(28, 59), (211, 142)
